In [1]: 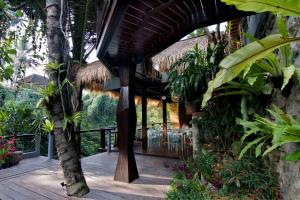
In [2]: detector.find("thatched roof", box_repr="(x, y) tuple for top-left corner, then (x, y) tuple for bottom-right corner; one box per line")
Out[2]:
(151, 36), (208, 72)
(76, 61), (112, 92)
(22, 74), (49, 86)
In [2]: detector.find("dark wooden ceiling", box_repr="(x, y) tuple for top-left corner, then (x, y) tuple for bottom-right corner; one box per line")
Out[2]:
(96, 0), (250, 68)
(96, 0), (251, 101)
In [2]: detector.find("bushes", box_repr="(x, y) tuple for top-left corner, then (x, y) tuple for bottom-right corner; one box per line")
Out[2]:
(219, 156), (279, 199)
(196, 97), (243, 151)
(167, 151), (279, 200)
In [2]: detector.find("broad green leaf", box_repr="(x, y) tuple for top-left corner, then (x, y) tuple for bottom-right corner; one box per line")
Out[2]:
(283, 148), (300, 161)
(202, 34), (300, 107)
(15, 10), (23, 17)
(4, 66), (13, 79)
(277, 15), (289, 38)
(255, 142), (264, 157)
(7, 49), (16, 55)
(281, 65), (295, 90)
(221, 0), (300, 17)
(239, 136), (267, 159)
(295, 68), (300, 85)
(263, 143), (283, 156)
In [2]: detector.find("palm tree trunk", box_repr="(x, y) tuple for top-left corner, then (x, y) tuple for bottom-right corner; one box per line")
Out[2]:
(46, 0), (89, 197)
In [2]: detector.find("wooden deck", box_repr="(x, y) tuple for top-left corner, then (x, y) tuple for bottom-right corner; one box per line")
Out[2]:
(0, 153), (178, 200)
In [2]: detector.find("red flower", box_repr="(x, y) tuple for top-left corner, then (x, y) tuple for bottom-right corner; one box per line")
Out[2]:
(0, 136), (3, 140)
(10, 146), (16, 152)
(7, 138), (16, 145)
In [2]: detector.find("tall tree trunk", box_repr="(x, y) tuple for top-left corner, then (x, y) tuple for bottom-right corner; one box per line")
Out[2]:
(46, 0), (89, 197)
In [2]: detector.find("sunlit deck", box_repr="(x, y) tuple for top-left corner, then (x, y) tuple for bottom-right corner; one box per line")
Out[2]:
(0, 153), (177, 200)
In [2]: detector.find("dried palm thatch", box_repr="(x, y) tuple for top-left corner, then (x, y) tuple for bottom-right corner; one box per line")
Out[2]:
(151, 36), (208, 73)
(76, 61), (112, 92)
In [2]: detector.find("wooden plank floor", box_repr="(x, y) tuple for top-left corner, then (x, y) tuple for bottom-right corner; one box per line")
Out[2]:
(0, 153), (178, 200)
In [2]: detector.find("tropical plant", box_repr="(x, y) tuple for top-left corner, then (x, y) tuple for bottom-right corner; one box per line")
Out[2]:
(219, 155), (279, 199)
(10, 38), (43, 87)
(238, 104), (300, 161)
(195, 96), (243, 151)
(0, 36), (16, 81)
(202, 1), (300, 107)
(166, 42), (226, 102)
(221, 0), (300, 17)
(0, 1), (23, 82)
(202, 34), (300, 107)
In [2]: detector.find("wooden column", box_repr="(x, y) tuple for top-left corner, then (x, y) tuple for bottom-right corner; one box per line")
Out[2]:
(142, 91), (147, 151)
(114, 62), (139, 183)
(179, 100), (186, 129)
(100, 129), (106, 152)
(162, 99), (167, 144)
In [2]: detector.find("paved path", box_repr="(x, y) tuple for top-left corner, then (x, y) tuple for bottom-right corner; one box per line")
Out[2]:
(0, 153), (177, 200)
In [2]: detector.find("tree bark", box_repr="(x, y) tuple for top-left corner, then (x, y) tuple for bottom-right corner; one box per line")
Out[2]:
(46, 1), (89, 197)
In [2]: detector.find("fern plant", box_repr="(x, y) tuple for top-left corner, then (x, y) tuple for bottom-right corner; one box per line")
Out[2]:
(238, 104), (300, 161)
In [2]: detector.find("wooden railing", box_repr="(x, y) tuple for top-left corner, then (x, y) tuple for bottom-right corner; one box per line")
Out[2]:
(78, 126), (193, 159)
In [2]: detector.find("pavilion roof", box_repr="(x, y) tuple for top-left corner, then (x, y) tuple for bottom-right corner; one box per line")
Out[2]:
(96, 0), (251, 73)
(151, 35), (208, 72)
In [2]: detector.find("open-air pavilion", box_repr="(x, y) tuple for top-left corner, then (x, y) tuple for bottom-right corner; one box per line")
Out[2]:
(95, 0), (250, 183)
(0, 0), (252, 199)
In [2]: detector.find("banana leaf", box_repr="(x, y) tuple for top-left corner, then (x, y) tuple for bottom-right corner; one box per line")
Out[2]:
(202, 34), (300, 107)
(221, 0), (300, 17)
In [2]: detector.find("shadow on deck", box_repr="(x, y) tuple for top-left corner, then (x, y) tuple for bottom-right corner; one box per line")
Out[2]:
(0, 152), (178, 200)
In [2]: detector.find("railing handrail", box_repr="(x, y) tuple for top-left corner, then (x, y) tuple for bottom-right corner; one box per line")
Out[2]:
(3, 134), (36, 139)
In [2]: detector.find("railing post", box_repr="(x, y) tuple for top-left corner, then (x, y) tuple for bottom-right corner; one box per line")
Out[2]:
(35, 134), (41, 156)
(48, 133), (54, 160)
(108, 130), (112, 152)
(100, 129), (106, 152)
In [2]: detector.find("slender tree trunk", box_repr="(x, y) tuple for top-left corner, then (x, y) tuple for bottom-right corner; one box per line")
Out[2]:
(46, 1), (89, 197)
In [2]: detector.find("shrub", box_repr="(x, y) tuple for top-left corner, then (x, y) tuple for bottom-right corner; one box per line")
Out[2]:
(219, 156), (279, 199)
(166, 174), (212, 200)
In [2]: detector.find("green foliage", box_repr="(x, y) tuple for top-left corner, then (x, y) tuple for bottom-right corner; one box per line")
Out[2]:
(166, 42), (226, 101)
(202, 34), (300, 107)
(187, 151), (215, 180)
(167, 158), (213, 200)
(63, 112), (81, 131)
(187, 28), (205, 39)
(166, 44), (213, 101)
(37, 81), (55, 106)
(0, 87), (48, 135)
(42, 119), (54, 133)
(219, 156), (279, 199)
(166, 175), (212, 200)
(221, 0), (300, 17)
(44, 62), (64, 74)
(195, 97), (243, 150)
(0, 36), (16, 81)
(81, 93), (118, 129)
(0, 110), (8, 135)
(238, 104), (300, 161)
(80, 132), (100, 157)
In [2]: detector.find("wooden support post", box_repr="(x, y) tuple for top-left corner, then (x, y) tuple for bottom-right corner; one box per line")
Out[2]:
(142, 91), (147, 151)
(162, 99), (167, 145)
(100, 129), (106, 152)
(178, 100), (187, 130)
(114, 62), (139, 183)
(107, 130), (111, 152)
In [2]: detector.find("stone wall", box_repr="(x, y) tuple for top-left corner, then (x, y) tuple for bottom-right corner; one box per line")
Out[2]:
(275, 16), (300, 200)
(245, 15), (300, 200)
